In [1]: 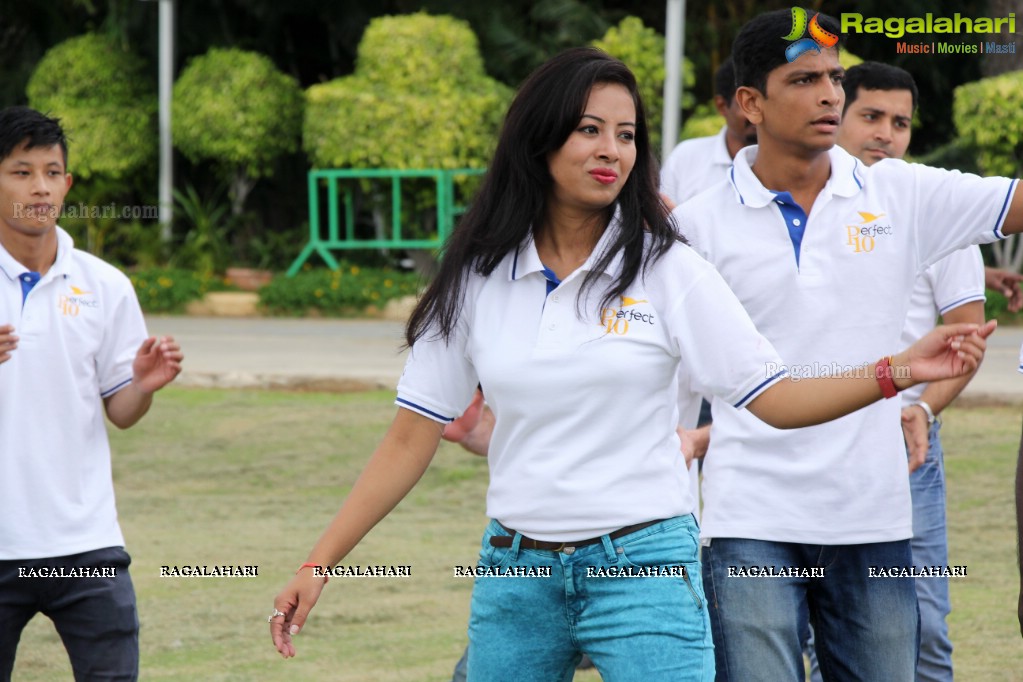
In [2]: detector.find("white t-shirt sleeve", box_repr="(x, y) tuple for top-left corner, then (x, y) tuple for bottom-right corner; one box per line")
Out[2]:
(887, 160), (1019, 270)
(97, 273), (147, 398)
(395, 316), (479, 424)
(662, 249), (787, 408)
(931, 245), (986, 315)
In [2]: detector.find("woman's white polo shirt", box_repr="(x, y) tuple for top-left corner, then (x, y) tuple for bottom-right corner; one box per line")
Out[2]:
(397, 219), (785, 541)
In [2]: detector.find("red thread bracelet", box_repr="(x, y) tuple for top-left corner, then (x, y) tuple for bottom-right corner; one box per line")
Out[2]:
(297, 562), (328, 583)
(875, 356), (898, 399)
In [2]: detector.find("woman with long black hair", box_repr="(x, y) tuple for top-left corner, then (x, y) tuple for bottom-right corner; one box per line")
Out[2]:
(270, 47), (990, 681)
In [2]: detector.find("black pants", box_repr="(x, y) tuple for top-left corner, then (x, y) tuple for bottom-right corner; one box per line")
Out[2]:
(0, 546), (139, 681)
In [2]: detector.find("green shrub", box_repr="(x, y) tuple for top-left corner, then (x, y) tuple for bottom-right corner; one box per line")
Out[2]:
(592, 16), (694, 155)
(27, 33), (155, 180)
(303, 13), (510, 172)
(259, 265), (422, 316)
(679, 101), (723, 142)
(173, 47), (303, 217)
(954, 71), (1023, 178)
(169, 184), (231, 278)
(983, 289), (1023, 324)
(130, 267), (220, 314)
(303, 13), (509, 244)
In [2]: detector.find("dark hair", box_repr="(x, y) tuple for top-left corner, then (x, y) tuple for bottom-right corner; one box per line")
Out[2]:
(842, 62), (918, 113)
(714, 58), (737, 104)
(405, 47), (677, 346)
(732, 8), (841, 96)
(0, 106), (68, 167)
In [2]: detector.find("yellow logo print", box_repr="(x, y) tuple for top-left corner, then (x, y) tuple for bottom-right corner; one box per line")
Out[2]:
(846, 210), (893, 253)
(58, 284), (99, 317)
(856, 211), (886, 223)
(600, 296), (656, 336)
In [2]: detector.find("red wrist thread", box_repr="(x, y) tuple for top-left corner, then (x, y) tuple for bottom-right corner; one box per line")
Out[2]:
(297, 562), (328, 583)
(875, 355), (898, 399)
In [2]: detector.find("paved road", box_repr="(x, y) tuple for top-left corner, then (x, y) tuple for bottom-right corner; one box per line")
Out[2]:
(147, 315), (1023, 403)
(146, 316), (409, 392)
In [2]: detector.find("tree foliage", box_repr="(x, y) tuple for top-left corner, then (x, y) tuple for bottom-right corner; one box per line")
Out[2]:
(591, 16), (695, 155)
(26, 32), (155, 180)
(173, 47), (303, 217)
(954, 71), (1023, 179)
(173, 47), (303, 179)
(303, 12), (511, 171)
(953, 70), (1023, 273)
(679, 102), (723, 142)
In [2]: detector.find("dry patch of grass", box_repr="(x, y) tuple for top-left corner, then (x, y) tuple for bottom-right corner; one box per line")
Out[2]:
(9, 393), (1020, 680)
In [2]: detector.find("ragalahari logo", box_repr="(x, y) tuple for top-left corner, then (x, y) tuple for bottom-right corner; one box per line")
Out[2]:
(782, 7), (839, 62)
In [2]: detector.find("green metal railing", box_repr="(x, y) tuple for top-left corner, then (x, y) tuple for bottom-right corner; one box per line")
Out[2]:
(287, 168), (485, 276)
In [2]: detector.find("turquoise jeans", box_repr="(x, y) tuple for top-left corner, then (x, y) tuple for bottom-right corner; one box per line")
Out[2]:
(466, 515), (713, 681)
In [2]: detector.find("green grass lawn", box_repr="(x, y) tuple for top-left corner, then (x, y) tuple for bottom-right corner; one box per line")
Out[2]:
(9, 391), (1023, 680)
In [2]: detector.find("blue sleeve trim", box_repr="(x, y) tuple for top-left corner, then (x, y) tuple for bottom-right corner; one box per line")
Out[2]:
(993, 179), (1018, 238)
(938, 294), (986, 315)
(395, 397), (453, 423)
(733, 369), (788, 409)
(100, 377), (133, 398)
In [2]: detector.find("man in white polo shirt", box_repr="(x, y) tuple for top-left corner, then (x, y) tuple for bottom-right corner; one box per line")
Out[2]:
(0, 106), (183, 681)
(807, 61), (984, 682)
(675, 10), (1023, 681)
(661, 57), (757, 205)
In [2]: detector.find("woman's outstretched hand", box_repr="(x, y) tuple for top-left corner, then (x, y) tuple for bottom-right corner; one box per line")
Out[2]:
(894, 320), (996, 389)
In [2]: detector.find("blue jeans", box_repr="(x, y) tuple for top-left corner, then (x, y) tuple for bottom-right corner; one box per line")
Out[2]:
(703, 538), (918, 681)
(805, 420), (950, 682)
(0, 546), (139, 682)
(467, 516), (713, 681)
(451, 647), (468, 682)
(909, 420), (952, 681)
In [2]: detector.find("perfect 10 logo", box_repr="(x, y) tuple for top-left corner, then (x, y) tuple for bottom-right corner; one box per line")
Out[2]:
(782, 7), (839, 62)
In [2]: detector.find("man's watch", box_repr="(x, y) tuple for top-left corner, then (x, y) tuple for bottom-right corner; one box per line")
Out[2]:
(914, 400), (936, 426)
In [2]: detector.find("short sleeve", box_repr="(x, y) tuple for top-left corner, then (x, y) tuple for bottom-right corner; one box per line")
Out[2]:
(661, 252), (787, 409)
(97, 274), (147, 398)
(395, 319), (479, 424)
(889, 160), (1018, 269)
(929, 246), (985, 315)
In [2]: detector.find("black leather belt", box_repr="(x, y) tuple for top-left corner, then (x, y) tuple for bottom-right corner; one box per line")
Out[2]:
(489, 519), (664, 552)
